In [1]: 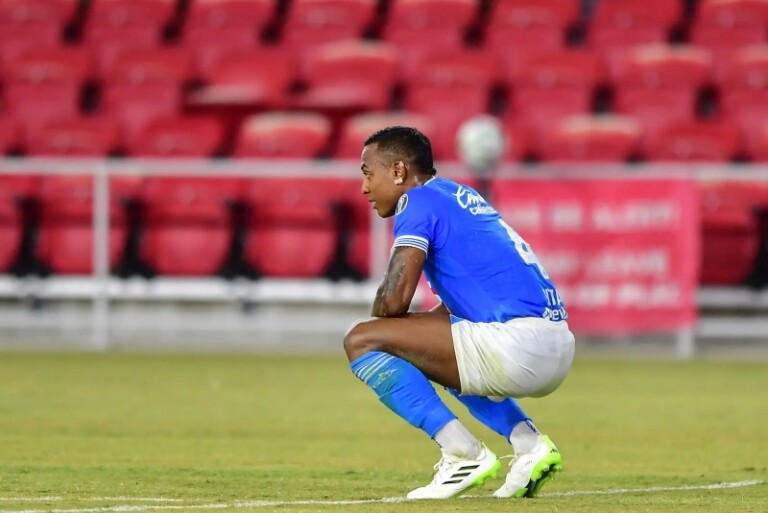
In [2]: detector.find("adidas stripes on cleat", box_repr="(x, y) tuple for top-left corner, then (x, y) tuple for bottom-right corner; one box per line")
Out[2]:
(406, 444), (501, 500)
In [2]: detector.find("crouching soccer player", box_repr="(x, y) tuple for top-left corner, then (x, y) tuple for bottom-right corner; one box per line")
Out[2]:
(344, 126), (575, 499)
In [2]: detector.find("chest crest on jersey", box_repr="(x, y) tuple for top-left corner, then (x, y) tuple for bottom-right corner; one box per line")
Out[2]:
(396, 194), (408, 215)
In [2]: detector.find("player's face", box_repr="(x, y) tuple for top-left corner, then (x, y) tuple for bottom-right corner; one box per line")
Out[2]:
(360, 143), (402, 218)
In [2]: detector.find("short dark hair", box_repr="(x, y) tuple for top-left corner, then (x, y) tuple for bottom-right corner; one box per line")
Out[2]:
(364, 126), (436, 176)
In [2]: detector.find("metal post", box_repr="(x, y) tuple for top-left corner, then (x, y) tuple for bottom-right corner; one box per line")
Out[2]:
(91, 162), (110, 350)
(675, 327), (695, 359)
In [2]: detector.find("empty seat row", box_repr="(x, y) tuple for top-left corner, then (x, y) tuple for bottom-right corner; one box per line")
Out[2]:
(2, 42), (768, 157)
(4, 108), (768, 163)
(3, 0), (768, 76)
(2, 174), (766, 286)
(0, 175), (374, 279)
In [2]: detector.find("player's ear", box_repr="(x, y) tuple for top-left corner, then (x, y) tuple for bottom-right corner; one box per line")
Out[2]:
(392, 160), (406, 185)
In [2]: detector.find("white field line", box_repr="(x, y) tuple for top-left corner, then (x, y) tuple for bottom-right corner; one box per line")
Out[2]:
(0, 501), (183, 504)
(0, 479), (763, 513)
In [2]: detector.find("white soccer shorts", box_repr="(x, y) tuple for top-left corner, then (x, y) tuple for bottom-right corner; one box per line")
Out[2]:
(451, 316), (575, 398)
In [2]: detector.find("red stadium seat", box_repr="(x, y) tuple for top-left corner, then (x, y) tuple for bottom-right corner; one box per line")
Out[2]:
(501, 119), (533, 161)
(233, 111), (331, 158)
(0, 175), (33, 271)
(35, 176), (140, 274)
(2, 47), (92, 84)
(130, 117), (224, 157)
(83, 0), (177, 73)
(644, 122), (740, 161)
(717, 46), (768, 148)
(723, 89), (768, 155)
(0, 26), (60, 69)
(610, 44), (713, 89)
(540, 115), (641, 162)
(140, 177), (243, 276)
(0, 209), (20, 272)
(747, 121), (768, 160)
(403, 50), (500, 159)
(100, 50), (189, 149)
(26, 117), (119, 156)
(0, 118), (20, 154)
(2, 48), (93, 137)
(0, 0), (77, 62)
(0, 0), (78, 26)
(281, 0), (377, 52)
(382, 0), (477, 74)
(716, 45), (768, 89)
(485, 0), (578, 59)
(182, 0), (274, 76)
(593, 0), (682, 30)
(336, 111), (436, 159)
(589, 0), (682, 74)
(694, 0), (768, 29)
(101, 84), (182, 150)
(507, 51), (601, 147)
(614, 88), (698, 145)
(612, 45), (712, 144)
(588, 26), (670, 75)
(514, 50), (602, 88)
(188, 49), (296, 109)
(409, 50), (500, 90)
(487, 0), (579, 30)
(691, 0), (768, 67)
(102, 48), (194, 87)
(294, 41), (398, 111)
(244, 179), (339, 278)
(698, 180), (768, 284)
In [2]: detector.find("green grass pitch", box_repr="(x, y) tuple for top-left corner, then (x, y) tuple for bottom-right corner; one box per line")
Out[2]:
(0, 352), (766, 512)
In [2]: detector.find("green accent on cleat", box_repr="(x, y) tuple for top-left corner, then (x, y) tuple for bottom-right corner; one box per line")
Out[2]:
(522, 436), (563, 498)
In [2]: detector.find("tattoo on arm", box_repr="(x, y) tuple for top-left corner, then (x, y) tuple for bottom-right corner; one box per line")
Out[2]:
(371, 246), (423, 318)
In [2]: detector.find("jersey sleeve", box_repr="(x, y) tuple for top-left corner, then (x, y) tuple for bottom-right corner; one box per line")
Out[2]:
(392, 190), (437, 255)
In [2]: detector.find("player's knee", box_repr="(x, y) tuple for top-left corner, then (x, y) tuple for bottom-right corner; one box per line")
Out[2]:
(343, 318), (379, 361)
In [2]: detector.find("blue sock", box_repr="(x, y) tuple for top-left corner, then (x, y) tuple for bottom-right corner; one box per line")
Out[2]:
(351, 351), (456, 438)
(447, 388), (529, 439)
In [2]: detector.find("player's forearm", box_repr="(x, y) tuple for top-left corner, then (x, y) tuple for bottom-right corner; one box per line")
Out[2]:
(371, 282), (411, 317)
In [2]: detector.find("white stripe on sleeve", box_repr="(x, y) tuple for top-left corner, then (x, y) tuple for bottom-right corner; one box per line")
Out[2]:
(393, 235), (429, 254)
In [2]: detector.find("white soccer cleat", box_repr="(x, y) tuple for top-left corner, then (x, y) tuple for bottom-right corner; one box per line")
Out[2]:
(493, 435), (563, 498)
(406, 443), (501, 500)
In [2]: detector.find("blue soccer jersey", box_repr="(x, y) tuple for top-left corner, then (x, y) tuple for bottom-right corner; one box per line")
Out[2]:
(393, 177), (567, 324)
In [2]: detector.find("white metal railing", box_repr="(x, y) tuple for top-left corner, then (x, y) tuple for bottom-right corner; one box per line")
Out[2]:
(1, 159), (768, 354)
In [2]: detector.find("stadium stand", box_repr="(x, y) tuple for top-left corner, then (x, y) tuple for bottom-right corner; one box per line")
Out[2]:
(0, 0), (767, 290)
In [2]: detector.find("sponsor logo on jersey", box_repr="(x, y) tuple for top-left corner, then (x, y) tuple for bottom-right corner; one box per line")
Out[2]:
(453, 185), (496, 215)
